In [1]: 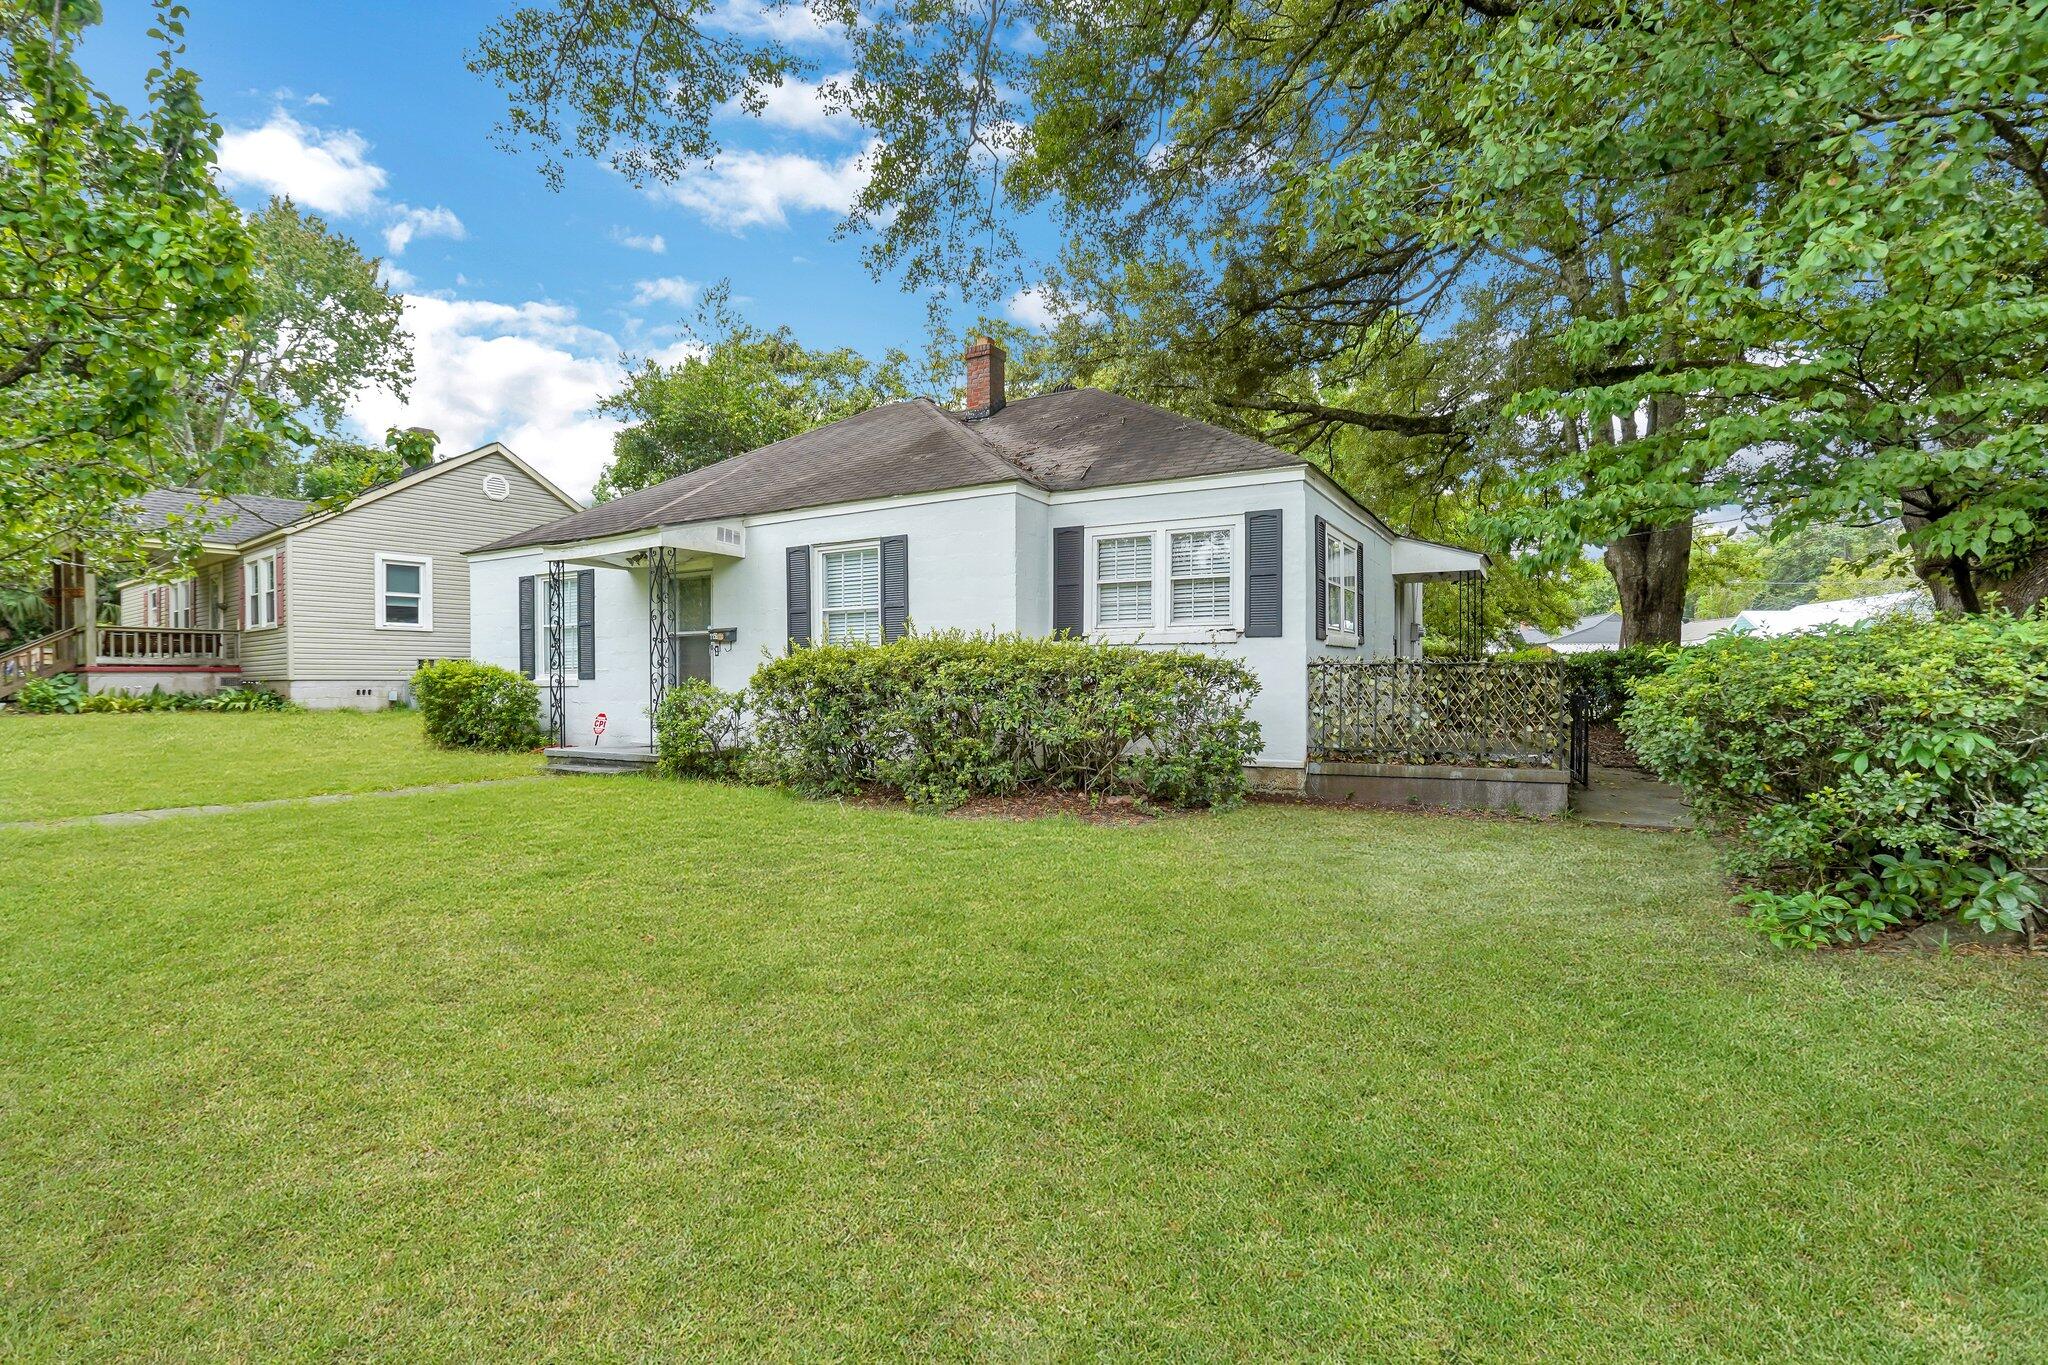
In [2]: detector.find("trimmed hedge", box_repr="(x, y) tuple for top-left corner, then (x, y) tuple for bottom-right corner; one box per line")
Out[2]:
(653, 678), (748, 778)
(739, 632), (1262, 810)
(1622, 614), (2048, 947)
(412, 660), (545, 751)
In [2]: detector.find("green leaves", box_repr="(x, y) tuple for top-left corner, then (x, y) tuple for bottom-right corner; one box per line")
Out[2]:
(1, 0), (284, 585)
(745, 631), (1261, 810)
(1625, 613), (2048, 946)
(594, 287), (914, 499)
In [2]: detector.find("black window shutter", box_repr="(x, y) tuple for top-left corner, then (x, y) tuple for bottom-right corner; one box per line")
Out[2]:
(786, 545), (812, 648)
(1244, 510), (1282, 638)
(1313, 516), (1328, 642)
(879, 535), (909, 642)
(1052, 526), (1084, 636)
(576, 569), (596, 679)
(517, 575), (535, 677)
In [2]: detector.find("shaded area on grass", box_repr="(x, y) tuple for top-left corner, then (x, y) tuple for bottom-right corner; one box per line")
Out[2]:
(0, 780), (2043, 1358)
(0, 711), (539, 822)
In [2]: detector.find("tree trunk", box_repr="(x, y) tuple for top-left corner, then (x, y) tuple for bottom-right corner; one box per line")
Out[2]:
(1605, 523), (1692, 646)
(1913, 543), (2048, 615)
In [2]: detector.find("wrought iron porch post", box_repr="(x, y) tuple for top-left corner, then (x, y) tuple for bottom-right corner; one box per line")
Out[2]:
(1454, 571), (1485, 658)
(546, 558), (566, 746)
(648, 546), (674, 728)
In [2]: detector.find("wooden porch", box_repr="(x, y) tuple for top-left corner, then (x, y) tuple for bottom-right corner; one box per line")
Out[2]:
(0, 553), (242, 701)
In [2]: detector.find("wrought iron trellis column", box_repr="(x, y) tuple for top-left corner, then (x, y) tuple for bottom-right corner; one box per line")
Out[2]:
(545, 558), (566, 746)
(648, 546), (675, 727)
(1454, 571), (1486, 658)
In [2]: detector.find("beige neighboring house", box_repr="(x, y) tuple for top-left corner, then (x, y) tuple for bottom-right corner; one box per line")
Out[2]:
(6, 443), (580, 707)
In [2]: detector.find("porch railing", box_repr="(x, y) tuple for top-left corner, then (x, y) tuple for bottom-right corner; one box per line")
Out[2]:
(1308, 657), (1570, 768)
(95, 627), (238, 666)
(0, 626), (82, 697)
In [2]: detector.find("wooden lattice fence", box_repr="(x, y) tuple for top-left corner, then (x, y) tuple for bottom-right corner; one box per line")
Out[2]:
(1308, 658), (1570, 768)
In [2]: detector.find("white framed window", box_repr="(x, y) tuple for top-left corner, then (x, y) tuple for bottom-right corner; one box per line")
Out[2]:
(539, 572), (581, 679)
(1086, 520), (1240, 641)
(375, 553), (433, 630)
(243, 552), (278, 629)
(166, 580), (192, 628)
(817, 542), (882, 645)
(1167, 528), (1233, 626)
(1094, 533), (1154, 628)
(1324, 527), (1361, 645)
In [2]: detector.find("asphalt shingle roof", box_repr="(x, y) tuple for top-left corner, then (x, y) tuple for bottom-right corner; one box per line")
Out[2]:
(128, 487), (314, 544)
(475, 387), (1334, 554)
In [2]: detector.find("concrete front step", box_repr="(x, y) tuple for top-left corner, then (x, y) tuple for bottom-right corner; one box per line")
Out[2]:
(544, 744), (657, 776)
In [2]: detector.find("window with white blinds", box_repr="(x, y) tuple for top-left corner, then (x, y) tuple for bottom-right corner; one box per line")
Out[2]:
(1168, 529), (1232, 625)
(1094, 534), (1154, 628)
(1088, 523), (1237, 635)
(542, 573), (580, 674)
(820, 543), (882, 645)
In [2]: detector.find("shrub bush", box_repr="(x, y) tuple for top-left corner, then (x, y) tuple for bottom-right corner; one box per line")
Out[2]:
(15, 673), (83, 713)
(207, 685), (293, 712)
(1622, 614), (2048, 947)
(653, 678), (748, 778)
(15, 677), (295, 715)
(1564, 644), (1679, 721)
(745, 632), (1262, 810)
(412, 660), (545, 751)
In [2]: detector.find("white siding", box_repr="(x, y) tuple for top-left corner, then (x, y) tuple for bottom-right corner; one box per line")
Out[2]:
(1047, 473), (1327, 764)
(472, 487), (1026, 749)
(1303, 477), (1397, 661)
(469, 466), (1411, 763)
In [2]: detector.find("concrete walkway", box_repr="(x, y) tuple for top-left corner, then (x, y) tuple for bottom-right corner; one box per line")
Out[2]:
(0, 777), (543, 833)
(1573, 766), (1694, 831)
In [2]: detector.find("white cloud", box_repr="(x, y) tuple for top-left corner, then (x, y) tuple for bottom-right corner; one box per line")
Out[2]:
(384, 203), (466, 256)
(304, 92), (330, 107)
(629, 276), (703, 309)
(611, 228), (668, 253)
(1007, 287), (1061, 330)
(723, 73), (854, 138)
(379, 262), (417, 292)
(656, 141), (871, 232)
(347, 293), (628, 499)
(217, 110), (387, 215)
(705, 0), (846, 47)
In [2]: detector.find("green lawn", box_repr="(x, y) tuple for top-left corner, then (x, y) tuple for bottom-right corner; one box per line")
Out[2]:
(0, 710), (538, 821)
(1, 727), (2044, 1358)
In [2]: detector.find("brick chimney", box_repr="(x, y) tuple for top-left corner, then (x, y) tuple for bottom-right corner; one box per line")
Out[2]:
(964, 337), (1005, 418)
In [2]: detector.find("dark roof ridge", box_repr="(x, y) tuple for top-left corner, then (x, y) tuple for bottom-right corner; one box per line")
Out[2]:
(916, 398), (1047, 489)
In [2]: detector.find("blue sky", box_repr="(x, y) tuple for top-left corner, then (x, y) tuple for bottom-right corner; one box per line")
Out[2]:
(84, 1), (1057, 499)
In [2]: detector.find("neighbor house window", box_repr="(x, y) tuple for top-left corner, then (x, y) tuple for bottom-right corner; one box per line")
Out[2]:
(167, 580), (192, 628)
(818, 543), (882, 645)
(243, 552), (278, 629)
(1325, 528), (1361, 644)
(376, 553), (432, 630)
(1088, 523), (1238, 637)
(542, 573), (580, 676)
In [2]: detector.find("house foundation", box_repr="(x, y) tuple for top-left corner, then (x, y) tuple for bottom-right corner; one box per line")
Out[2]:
(1302, 761), (1570, 816)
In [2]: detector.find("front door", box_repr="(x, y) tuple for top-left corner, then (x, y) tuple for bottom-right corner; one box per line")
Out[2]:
(670, 574), (712, 683)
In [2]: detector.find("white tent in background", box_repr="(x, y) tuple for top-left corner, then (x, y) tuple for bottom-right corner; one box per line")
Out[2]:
(1729, 589), (1931, 639)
